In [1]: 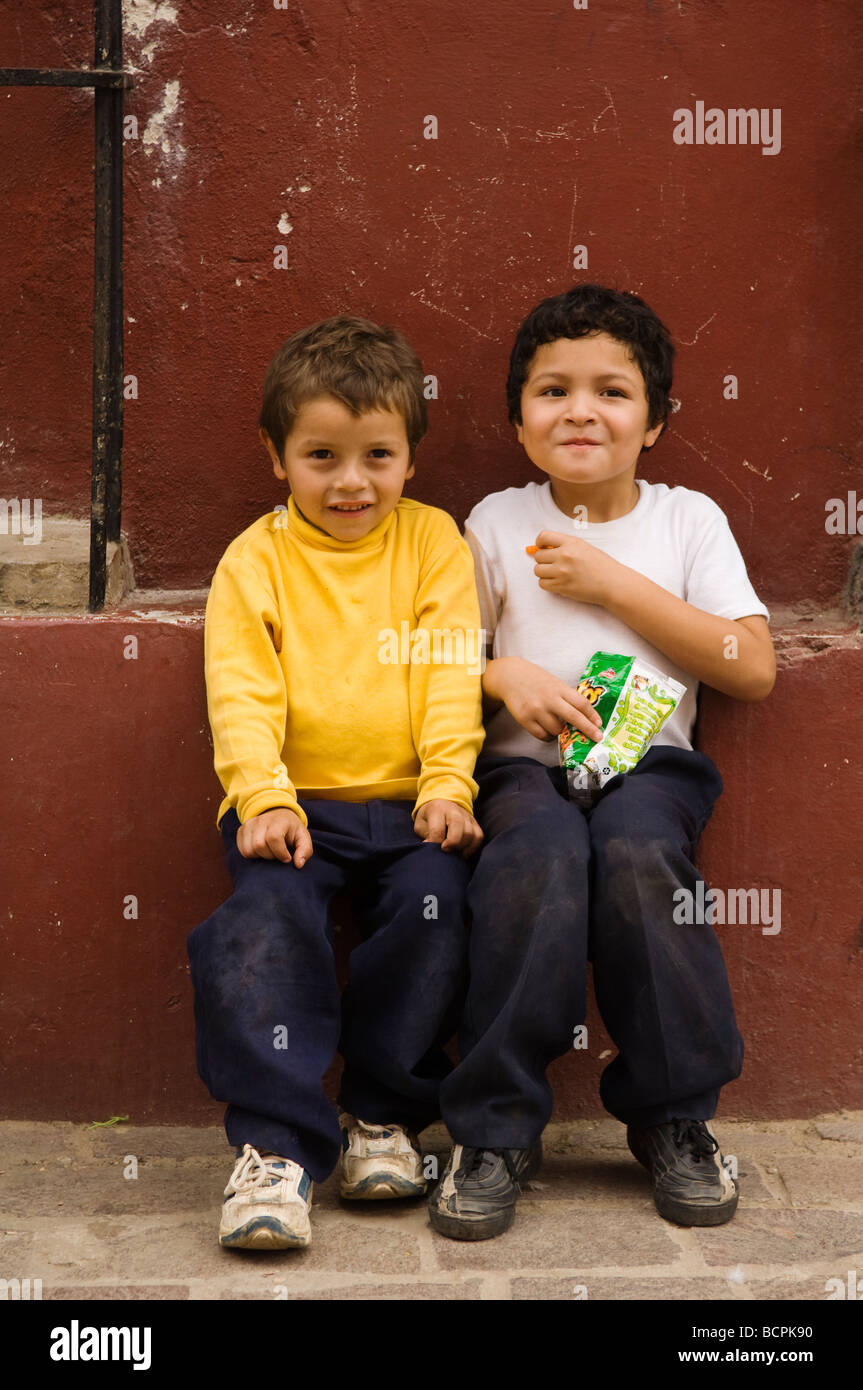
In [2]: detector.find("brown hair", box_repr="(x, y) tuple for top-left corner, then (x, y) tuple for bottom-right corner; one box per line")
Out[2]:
(259, 315), (428, 462)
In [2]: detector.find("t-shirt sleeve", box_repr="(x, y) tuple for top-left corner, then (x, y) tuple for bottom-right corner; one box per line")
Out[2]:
(684, 496), (770, 622)
(464, 514), (505, 655)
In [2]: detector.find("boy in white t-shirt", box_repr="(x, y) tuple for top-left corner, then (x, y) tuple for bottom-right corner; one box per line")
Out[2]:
(429, 283), (776, 1240)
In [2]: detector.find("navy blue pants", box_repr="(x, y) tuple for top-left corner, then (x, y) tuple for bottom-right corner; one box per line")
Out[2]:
(439, 746), (744, 1148)
(187, 799), (472, 1182)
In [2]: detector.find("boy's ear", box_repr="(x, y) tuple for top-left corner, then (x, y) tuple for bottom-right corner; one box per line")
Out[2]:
(260, 427), (288, 479)
(642, 418), (666, 451)
(514, 419), (524, 445)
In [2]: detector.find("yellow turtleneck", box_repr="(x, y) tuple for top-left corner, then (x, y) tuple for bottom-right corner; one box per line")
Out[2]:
(204, 494), (486, 828)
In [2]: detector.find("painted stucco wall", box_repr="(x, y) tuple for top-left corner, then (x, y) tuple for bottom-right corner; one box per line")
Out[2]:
(2, 1), (860, 599)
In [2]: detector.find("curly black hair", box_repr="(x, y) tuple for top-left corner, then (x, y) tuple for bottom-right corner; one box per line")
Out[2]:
(506, 283), (675, 437)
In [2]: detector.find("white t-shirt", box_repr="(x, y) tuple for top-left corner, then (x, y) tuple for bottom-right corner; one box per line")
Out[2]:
(464, 478), (770, 763)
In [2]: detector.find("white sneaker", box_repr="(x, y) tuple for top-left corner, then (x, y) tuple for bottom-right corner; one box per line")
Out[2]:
(219, 1144), (313, 1249)
(338, 1114), (427, 1200)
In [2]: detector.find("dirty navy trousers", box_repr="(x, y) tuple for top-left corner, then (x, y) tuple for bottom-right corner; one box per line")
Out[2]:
(439, 745), (744, 1148)
(187, 798), (472, 1182)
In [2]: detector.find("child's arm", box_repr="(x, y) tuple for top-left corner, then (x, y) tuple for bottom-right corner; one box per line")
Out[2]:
(530, 530), (775, 701)
(482, 656), (605, 742)
(408, 518), (487, 855)
(205, 554), (313, 864)
(464, 522), (606, 741)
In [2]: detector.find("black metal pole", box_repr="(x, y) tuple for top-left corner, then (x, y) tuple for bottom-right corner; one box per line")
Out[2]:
(0, 10), (132, 613)
(89, 0), (124, 610)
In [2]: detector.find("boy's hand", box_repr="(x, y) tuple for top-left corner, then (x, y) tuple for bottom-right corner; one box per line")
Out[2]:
(486, 655), (604, 744)
(236, 807), (314, 867)
(528, 530), (621, 606)
(414, 799), (484, 857)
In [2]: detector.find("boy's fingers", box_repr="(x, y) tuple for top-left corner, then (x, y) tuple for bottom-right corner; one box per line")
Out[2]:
(419, 807), (447, 844)
(534, 530), (566, 549)
(460, 822), (484, 857)
(291, 828), (315, 868)
(559, 701), (604, 740)
(561, 691), (603, 725)
(443, 813), (474, 851)
(529, 715), (566, 741)
(264, 826), (294, 862)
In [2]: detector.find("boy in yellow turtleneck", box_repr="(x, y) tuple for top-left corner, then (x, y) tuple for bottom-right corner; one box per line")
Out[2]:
(187, 316), (485, 1250)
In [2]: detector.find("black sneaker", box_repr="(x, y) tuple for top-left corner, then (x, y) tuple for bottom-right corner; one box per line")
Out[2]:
(428, 1141), (542, 1241)
(627, 1118), (739, 1226)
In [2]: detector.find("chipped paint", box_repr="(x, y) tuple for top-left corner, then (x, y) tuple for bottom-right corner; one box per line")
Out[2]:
(142, 80), (186, 164)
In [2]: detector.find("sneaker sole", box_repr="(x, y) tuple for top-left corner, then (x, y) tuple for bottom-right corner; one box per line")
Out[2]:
(219, 1215), (310, 1250)
(627, 1132), (739, 1227)
(652, 1187), (739, 1227)
(340, 1173), (427, 1201)
(428, 1201), (516, 1241)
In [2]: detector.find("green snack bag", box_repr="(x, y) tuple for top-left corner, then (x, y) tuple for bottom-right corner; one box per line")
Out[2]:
(559, 651), (686, 806)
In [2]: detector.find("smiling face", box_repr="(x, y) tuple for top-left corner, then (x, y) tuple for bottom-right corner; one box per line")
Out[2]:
(260, 394), (415, 540)
(515, 332), (665, 519)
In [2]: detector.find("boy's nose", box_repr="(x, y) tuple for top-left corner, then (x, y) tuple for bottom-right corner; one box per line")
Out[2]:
(564, 395), (597, 422)
(336, 461), (368, 488)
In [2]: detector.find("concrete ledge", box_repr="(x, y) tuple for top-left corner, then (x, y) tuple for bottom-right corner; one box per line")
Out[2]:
(0, 515), (135, 611)
(1, 602), (861, 1122)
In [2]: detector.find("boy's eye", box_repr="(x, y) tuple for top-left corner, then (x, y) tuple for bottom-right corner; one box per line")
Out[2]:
(369, 449), (392, 459)
(309, 449), (333, 459)
(539, 386), (627, 398)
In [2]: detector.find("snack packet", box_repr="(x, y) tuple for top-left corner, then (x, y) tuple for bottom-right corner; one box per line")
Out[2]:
(559, 651), (686, 805)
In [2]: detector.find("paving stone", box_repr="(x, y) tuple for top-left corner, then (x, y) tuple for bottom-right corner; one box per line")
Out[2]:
(6, 1121), (863, 1301)
(0, 1231), (33, 1268)
(217, 1280), (484, 1300)
(693, 1211), (863, 1266)
(815, 1122), (863, 1144)
(430, 1204), (679, 1269)
(743, 1273), (859, 1300)
(728, 1159), (777, 1204)
(44, 1285), (190, 1300)
(0, 1122), (84, 1164)
(520, 1154), (649, 1203)
(83, 1126), (229, 1160)
(512, 1277), (743, 1300)
(547, 1120), (627, 1151)
(711, 1128), (804, 1156)
(27, 1212), (422, 1283)
(0, 1162), (227, 1216)
(774, 1157), (863, 1207)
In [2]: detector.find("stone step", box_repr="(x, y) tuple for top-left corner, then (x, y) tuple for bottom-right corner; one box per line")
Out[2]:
(0, 510), (134, 611)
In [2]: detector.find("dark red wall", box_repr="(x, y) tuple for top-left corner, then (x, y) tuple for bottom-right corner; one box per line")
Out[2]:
(2, 609), (861, 1122)
(1, 2), (860, 601)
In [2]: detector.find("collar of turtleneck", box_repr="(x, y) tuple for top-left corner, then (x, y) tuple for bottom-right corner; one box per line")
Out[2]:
(283, 493), (398, 552)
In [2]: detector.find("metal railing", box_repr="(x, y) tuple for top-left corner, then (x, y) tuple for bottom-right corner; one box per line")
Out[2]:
(1, 0), (133, 610)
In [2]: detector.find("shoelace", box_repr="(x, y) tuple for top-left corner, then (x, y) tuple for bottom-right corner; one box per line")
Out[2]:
(456, 1147), (522, 1186)
(355, 1119), (397, 1139)
(229, 1144), (289, 1194)
(671, 1119), (719, 1162)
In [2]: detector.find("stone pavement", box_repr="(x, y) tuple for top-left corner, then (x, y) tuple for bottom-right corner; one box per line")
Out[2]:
(2, 1115), (862, 1301)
